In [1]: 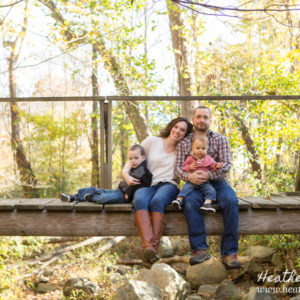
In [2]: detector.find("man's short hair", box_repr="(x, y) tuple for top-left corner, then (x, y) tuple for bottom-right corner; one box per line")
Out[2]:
(193, 105), (211, 117)
(129, 144), (146, 156)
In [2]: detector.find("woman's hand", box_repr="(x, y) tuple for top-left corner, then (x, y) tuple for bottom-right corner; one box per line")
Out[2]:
(124, 174), (141, 185)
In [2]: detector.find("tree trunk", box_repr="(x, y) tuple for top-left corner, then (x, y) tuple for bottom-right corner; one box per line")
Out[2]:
(8, 48), (39, 198)
(233, 113), (262, 180)
(92, 39), (149, 142)
(166, 0), (197, 120)
(40, 0), (149, 142)
(91, 45), (100, 187)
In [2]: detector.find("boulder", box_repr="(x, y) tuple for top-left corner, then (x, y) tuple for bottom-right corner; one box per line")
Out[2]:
(271, 253), (283, 267)
(62, 277), (99, 297)
(137, 263), (190, 300)
(111, 280), (161, 300)
(244, 261), (264, 278)
(158, 237), (174, 258)
(216, 279), (241, 300)
(172, 237), (191, 256)
(197, 284), (217, 298)
(245, 246), (275, 263)
(186, 258), (227, 289)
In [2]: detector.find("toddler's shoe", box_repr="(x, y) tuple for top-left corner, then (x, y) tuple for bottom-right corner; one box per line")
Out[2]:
(200, 203), (216, 214)
(84, 193), (93, 202)
(172, 199), (182, 211)
(60, 193), (75, 202)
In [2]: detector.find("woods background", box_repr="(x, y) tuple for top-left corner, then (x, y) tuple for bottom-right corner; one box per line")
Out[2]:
(0, 0), (300, 198)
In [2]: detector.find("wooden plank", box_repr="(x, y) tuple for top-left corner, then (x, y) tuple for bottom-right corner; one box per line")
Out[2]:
(286, 192), (300, 196)
(288, 196), (300, 202)
(104, 204), (133, 212)
(74, 202), (103, 212)
(0, 209), (299, 236)
(0, 199), (21, 211)
(237, 198), (251, 209)
(14, 198), (55, 210)
(239, 197), (279, 209)
(45, 199), (75, 211)
(269, 196), (300, 209)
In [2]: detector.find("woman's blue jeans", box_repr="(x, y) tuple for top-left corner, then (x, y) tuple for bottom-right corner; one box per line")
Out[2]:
(133, 182), (179, 213)
(184, 180), (239, 256)
(75, 186), (125, 204)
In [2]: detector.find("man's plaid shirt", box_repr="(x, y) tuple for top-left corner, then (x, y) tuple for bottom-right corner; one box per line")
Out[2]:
(175, 130), (231, 182)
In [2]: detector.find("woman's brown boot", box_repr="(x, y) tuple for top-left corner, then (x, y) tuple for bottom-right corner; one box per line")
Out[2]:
(151, 212), (166, 252)
(134, 210), (159, 264)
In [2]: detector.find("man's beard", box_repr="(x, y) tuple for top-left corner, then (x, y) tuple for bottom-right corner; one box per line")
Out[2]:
(195, 125), (208, 132)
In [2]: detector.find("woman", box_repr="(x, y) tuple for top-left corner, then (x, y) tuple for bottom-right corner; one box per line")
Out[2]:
(123, 117), (193, 267)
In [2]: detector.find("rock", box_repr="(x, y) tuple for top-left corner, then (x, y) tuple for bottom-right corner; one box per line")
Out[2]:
(197, 284), (217, 297)
(172, 262), (189, 275)
(186, 258), (227, 289)
(62, 277), (99, 297)
(172, 237), (191, 256)
(271, 253), (283, 267)
(137, 263), (190, 300)
(245, 262), (264, 278)
(245, 246), (275, 263)
(158, 237), (174, 258)
(216, 279), (241, 299)
(38, 276), (49, 283)
(187, 296), (204, 300)
(111, 280), (161, 300)
(243, 287), (275, 300)
(36, 283), (56, 293)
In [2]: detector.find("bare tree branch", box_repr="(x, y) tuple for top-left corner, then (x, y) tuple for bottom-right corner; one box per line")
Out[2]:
(0, 0), (24, 8)
(172, 0), (300, 12)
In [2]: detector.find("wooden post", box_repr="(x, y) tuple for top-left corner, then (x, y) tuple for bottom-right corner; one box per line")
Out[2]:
(100, 98), (112, 188)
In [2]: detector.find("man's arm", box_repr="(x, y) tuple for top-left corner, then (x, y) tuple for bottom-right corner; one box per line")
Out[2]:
(208, 135), (231, 180)
(174, 140), (190, 181)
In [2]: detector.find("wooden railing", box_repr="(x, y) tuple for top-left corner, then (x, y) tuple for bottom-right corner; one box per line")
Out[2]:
(1, 95), (300, 189)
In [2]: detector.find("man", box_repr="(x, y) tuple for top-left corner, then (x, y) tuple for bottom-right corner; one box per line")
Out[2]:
(175, 106), (241, 269)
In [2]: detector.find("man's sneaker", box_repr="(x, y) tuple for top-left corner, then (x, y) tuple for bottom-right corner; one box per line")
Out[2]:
(172, 199), (182, 211)
(221, 254), (242, 269)
(60, 193), (75, 202)
(200, 203), (216, 214)
(189, 249), (211, 266)
(84, 193), (93, 202)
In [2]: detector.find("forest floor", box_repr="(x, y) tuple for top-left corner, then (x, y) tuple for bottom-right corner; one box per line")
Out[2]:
(0, 235), (299, 299)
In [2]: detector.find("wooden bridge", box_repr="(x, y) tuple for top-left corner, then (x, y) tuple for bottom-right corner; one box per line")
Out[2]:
(0, 192), (299, 236)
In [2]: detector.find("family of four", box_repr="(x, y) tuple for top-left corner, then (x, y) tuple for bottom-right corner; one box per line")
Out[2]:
(61, 106), (241, 270)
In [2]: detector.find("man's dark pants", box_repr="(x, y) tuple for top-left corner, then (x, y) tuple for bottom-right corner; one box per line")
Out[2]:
(183, 180), (239, 256)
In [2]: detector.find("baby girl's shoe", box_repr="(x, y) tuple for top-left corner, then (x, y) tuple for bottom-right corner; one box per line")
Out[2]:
(200, 203), (216, 214)
(172, 199), (183, 211)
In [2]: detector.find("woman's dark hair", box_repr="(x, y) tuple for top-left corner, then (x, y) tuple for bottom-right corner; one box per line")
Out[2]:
(159, 117), (193, 139)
